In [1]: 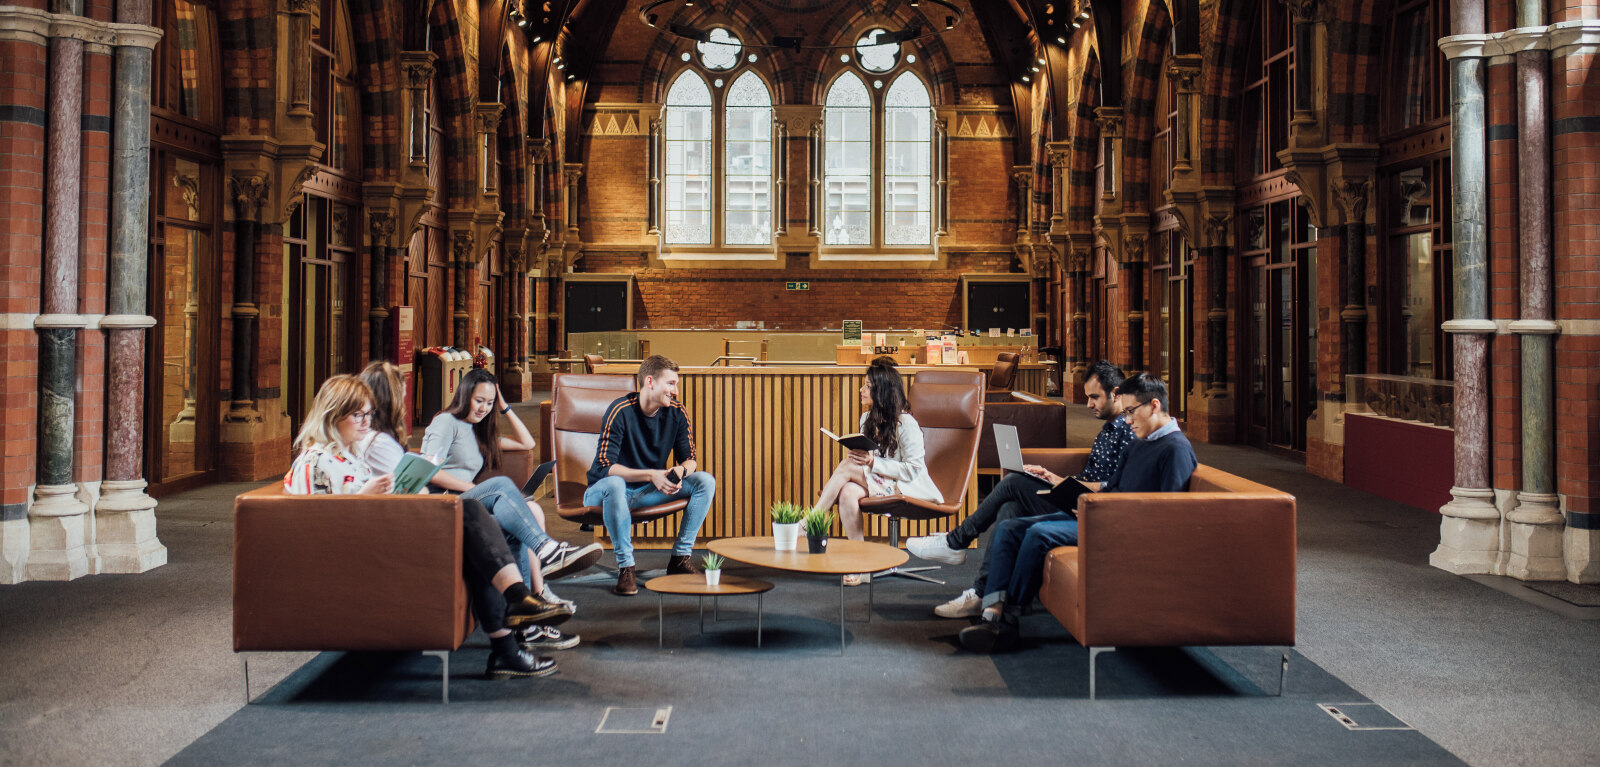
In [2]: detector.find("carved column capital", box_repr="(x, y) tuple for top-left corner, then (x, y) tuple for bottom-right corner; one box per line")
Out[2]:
(563, 164), (584, 185)
(451, 229), (476, 263)
(1278, 0), (1319, 23)
(1204, 212), (1233, 247)
(529, 137), (552, 164)
(284, 0), (315, 12)
(1013, 169), (1034, 190)
(1094, 106), (1123, 137)
(1167, 60), (1202, 93)
(402, 58), (436, 89)
(1122, 233), (1148, 264)
(1049, 149), (1071, 169)
(1334, 176), (1372, 224)
(228, 173), (269, 221)
(369, 210), (396, 244)
(475, 103), (504, 135)
(1066, 248), (1090, 273)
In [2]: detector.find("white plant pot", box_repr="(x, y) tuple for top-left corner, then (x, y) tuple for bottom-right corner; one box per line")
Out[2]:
(704, 569), (721, 587)
(773, 522), (801, 550)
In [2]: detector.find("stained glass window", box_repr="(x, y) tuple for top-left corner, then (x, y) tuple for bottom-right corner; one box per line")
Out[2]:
(698, 28), (741, 71)
(856, 29), (900, 73)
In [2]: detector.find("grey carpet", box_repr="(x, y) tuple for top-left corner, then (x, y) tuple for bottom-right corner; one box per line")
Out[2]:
(172, 550), (1460, 766)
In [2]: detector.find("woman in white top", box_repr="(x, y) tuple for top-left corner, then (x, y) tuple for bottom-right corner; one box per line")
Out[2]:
(811, 357), (942, 585)
(283, 373), (571, 677)
(420, 368), (601, 597)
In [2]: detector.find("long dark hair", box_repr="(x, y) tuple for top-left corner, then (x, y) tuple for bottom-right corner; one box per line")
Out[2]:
(359, 360), (407, 446)
(861, 356), (907, 457)
(445, 368), (502, 470)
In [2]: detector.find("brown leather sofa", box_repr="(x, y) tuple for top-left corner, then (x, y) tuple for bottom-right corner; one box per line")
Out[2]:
(1021, 447), (1297, 698)
(976, 391), (1066, 473)
(232, 448), (539, 704)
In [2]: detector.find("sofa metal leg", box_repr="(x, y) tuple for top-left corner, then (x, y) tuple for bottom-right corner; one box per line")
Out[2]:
(240, 654), (251, 704)
(422, 650), (450, 704)
(1089, 647), (1115, 700)
(1278, 652), (1289, 697)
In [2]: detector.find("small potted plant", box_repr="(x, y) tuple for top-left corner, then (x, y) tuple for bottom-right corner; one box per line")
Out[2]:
(803, 507), (835, 554)
(771, 501), (804, 551)
(701, 552), (725, 586)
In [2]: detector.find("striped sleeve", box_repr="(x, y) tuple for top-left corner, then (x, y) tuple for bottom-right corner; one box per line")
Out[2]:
(593, 395), (634, 472)
(672, 401), (697, 464)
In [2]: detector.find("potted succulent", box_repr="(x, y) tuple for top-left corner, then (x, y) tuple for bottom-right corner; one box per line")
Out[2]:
(701, 552), (725, 586)
(803, 507), (835, 554)
(771, 501), (804, 551)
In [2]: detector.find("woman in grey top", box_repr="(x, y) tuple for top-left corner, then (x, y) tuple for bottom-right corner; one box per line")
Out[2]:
(421, 368), (602, 603)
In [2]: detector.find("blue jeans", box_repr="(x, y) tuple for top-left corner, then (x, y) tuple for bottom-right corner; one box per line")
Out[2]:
(583, 473), (716, 568)
(949, 473), (1061, 593)
(982, 511), (1080, 610)
(462, 475), (553, 585)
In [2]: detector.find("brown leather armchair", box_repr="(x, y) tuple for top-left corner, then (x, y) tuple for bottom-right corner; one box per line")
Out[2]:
(582, 353), (605, 374)
(858, 369), (985, 583)
(233, 484), (473, 703)
(551, 381), (688, 533)
(1022, 447), (1298, 699)
(986, 352), (1020, 397)
(540, 373), (637, 464)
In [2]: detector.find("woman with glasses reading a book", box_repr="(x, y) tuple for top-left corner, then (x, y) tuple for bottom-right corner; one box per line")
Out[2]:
(812, 357), (943, 586)
(283, 373), (573, 678)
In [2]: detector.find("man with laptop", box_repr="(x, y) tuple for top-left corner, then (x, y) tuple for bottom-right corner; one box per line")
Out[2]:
(907, 361), (1135, 618)
(959, 372), (1198, 652)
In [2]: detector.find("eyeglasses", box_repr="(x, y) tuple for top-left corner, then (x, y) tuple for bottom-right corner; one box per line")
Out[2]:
(348, 410), (375, 422)
(1118, 400), (1154, 420)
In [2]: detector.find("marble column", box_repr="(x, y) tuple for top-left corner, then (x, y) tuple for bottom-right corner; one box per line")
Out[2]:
(369, 210), (396, 360)
(563, 163), (583, 234)
(1505, 13), (1564, 579)
(1204, 212), (1232, 396)
(30, 9), (90, 581)
(96, 6), (166, 574)
(1434, 17), (1501, 574)
(1012, 167), (1033, 241)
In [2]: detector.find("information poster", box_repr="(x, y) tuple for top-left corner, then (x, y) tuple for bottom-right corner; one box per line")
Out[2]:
(842, 320), (863, 345)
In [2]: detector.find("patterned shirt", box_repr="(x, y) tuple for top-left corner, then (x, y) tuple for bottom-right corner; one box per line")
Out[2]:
(283, 442), (373, 495)
(1080, 416), (1136, 483)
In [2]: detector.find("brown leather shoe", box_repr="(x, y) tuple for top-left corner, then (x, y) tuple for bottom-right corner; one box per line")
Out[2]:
(666, 554), (701, 576)
(613, 565), (638, 596)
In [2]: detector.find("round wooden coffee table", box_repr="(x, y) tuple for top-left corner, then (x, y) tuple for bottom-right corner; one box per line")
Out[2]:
(644, 574), (774, 648)
(708, 537), (909, 654)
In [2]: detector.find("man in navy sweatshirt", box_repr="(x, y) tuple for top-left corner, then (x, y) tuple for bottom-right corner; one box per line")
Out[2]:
(584, 355), (717, 596)
(960, 372), (1198, 652)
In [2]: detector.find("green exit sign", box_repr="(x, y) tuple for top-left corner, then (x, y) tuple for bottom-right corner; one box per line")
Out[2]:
(785, 282), (810, 290)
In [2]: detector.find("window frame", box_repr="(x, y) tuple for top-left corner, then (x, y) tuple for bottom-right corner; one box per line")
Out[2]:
(657, 62), (778, 260)
(817, 65), (938, 262)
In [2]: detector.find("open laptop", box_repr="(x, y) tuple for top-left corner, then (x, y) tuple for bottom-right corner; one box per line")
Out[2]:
(993, 424), (1049, 486)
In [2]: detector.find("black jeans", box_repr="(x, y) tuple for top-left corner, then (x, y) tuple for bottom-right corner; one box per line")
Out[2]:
(945, 473), (1061, 594)
(459, 497), (518, 633)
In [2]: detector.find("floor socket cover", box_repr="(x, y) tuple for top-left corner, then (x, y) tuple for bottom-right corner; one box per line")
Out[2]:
(1318, 702), (1415, 731)
(596, 706), (672, 734)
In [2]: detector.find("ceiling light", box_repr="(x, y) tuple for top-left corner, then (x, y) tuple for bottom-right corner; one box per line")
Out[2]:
(532, 35), (542, 43)
(1022, 75), (1031, 82)
(1071, 20), (1081, 28)
(1056, 36), (1067, 43)
(1031, 66), (1040, 72)
(1037, 57), (1047, 65)
(639, 0), (965, 49)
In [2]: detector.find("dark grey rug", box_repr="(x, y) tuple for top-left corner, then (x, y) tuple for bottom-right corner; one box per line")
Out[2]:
(171, 553), (1462, 766)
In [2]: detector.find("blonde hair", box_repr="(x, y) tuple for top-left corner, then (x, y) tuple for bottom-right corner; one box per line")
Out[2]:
(359, 360), (408, 445)
(293, 374), (374, 456)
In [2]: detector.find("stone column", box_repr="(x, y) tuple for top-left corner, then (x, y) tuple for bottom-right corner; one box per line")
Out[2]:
(1067, 247), (1089, 383)
(1204, 211), (1233, 396)
(808, 118), (823, 237)
(401, 52), (435, 168)
(1504, 15), (1563, 579)
(286, 0), (312, 116)
(1123, 234), (1148, 368)
(228, 174), (268, 414)
(1283, 0), (1318, 126)
(96, 6), (166, 574)
(451, 228), (474, 348)
(772, 116), (787, 239)
(1434, 17), (1500, 574)
(368, 210), (395, 360)
(935, 116), (950, 236)
(646, 118), (661, 235)
(30, 4), (91, 580)
(1095, 107), (1123, 201)
(1333, 177), (1371, 376)
(1013, 167), (1032, 240)
(563, 163), (583, 234)
(1047, 144), (1071, 231)
(1168, 59), (1201, 173)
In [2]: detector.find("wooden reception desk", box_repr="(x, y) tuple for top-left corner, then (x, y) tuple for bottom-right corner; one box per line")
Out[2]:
(586, 364), (983, 549)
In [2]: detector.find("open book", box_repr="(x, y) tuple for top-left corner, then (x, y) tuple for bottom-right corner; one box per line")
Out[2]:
(1035, 475), (1094, 513)
(820, 427), (878, 453)
(391, 453), (442, 495)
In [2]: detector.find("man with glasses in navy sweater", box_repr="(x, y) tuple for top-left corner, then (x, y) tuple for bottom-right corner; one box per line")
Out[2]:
(960, 372), (1198, 653)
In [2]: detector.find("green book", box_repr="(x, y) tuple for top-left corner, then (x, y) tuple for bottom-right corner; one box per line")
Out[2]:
(391, 453), (442, 495)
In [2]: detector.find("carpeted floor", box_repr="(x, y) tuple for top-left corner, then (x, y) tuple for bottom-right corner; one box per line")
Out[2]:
(172, 550), (1460, 766)
(2, 396), (1598, 766)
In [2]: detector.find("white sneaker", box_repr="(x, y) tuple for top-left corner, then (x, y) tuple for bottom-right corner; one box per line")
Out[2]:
(540, 585), (576, 615)
(934, 588), (982, 619)
(907, 534), (967, 565)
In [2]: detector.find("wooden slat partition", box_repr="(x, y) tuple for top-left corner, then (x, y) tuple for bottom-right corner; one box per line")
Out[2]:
(591, 365), (981, 549)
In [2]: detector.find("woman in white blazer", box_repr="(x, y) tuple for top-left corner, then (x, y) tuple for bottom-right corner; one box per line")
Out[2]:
(812, 357), (943, 585)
